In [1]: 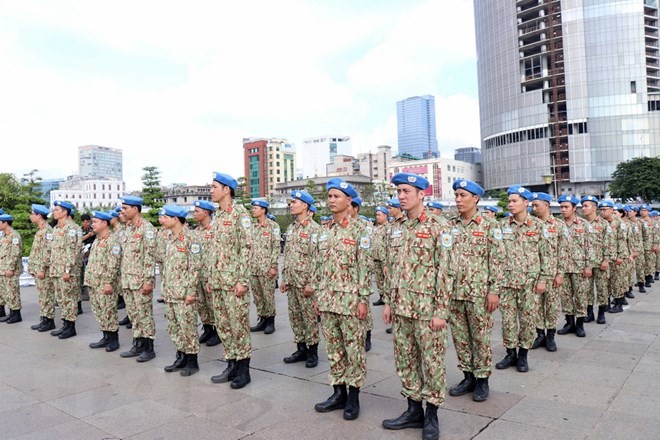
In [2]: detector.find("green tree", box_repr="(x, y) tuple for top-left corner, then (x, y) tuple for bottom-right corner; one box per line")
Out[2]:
(609, 156), (660, 203)
(236, 176), (252, 207)
(497, 191), (509, 211)
(141, 166), (164, 225)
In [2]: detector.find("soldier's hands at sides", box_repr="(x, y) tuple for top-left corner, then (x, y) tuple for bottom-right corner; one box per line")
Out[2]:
(553, 275), (563, 289)
(486, 293), (499, 313)
(429, 317), (446, 331)
(142, 282), (154, 295)
(235, 283), (248, 297)
(267, 267), (278, 279)
(206, 283), (211, 293)
(583, 267), (593, 278)
(37, 271), (45, 280)
(356, 303), (367, 320)
(63, 272), (71, 282)
(599, 260), (609, 271)
(102, 284), (113, 295)
(280, 283), (288, 293)
(5, 270), (14, 278)
(303, 285), (314, 297)
(383, 304), (391, 325)
(534, 281), (546, 294)
(185, 294), (196, 305)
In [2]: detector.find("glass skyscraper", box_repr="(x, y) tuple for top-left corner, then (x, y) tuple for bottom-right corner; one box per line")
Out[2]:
(78, 145), (123, 180)
(396, 95), (440, 159)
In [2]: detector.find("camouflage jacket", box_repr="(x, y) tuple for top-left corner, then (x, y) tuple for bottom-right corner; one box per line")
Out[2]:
(155, 227), (169, 266)
(249, 218), (280, 276)
(207, 201), (251, 290)
(587, 216), (616, 266)
(84, 232), (121, 288)
(384, 218), (407, 299)
(314, 214), (371, 315)
(281, 217), (319, 289)
(120, 216), (156, 290)
(499, 214), (550, 288)
(0, 229), (22, 273)
(628, 219), (644, 253)
(162, 227), (201, 302)
(28, 223), (53, 276)
(194, 222), (214, 280)
(609, 217), (632, 260)
(389, 212), (451, 320)
(49, 220), (82, 277)
(447, 212), (504, 301)
(561, 216), (594, 273)
(371, 223), (389, 263)
(640, 218), (653, 251)
(538, 216), (567, 279)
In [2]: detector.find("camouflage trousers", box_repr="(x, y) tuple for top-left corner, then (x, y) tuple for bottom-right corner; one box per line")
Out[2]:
(165, 301), (200, 354)
(500, 283), (536, 349)
(449, 298), (494, 378)
(286, 286), (319, 345)
(589, 267), (610, 306)
(365, 301), (373, 332)
(197, 281), (215, 325)
(89, 286), (118, 332)
(610, 260), (631, 300)
(320, 311), (366, 388)
(392, 314), (447, 406)
(212, 288), (251, 361)
(123, 288), (156, 339)
(634, 253), (646, 284)
(644, 250), (655, 276)
(0, 275), (20, 310)
(535, 276), (560, 330)
(560, 272), (590, 318)
(250, 275), (276, 317)
(36, 276), (55, 319)
(374, 260), (386, 296)
(53, 275), (79, 321)
(74, 265), (82, 302)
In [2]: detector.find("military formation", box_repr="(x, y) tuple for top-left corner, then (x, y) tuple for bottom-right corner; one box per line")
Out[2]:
(1, 172), (659, 440)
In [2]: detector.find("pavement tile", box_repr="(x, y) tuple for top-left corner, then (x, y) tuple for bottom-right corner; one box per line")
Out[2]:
(126, 415), (247, 440)
(0, 403), (75, 439)
(9, 419), (118, 440)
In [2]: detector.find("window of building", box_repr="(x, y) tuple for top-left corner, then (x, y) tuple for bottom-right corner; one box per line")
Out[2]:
(631, 81), (637, 93)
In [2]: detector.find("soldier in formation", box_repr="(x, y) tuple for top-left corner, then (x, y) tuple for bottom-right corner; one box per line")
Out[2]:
(28, 204), (56, 331)
(0, 212), (23, 324)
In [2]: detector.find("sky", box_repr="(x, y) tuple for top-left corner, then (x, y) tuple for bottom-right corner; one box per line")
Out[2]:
(0, 0), (480, 191)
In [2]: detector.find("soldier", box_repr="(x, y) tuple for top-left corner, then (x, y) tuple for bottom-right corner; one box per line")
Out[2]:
(381, 174), (450, 440)
(371, 206), (390, 307)
(483, 206), (499, 218)
(653, 211), (660, 280)
(495, 186), (548, 373)
(556, 195), (593, 338)
(599, 201), (631, 314)
(530, 193), (565, 352)
(161, 205), (202, 377)
(427, 201), (444, 216)
(0, 213), (23, 324)
(281, 190), (321, 368)
(192, 200), (221, 347)
(626, 207), (646, 293)
(85, 211), (122, 352)
(28, 204), (56, 331)
(49, 201), (82, 338)
(384, 198), (406, 334)
(155, 210), (169, 305)
(313, 178), (370, 421)
(446, 179), (503, 402)
(248, 199), (280, 335)
(110, 207), (128, 312)
(207, 172), (253, 389)
(639, 205), (655, 287)
(118, 196), (157, 363)
(349, 196), (374, 352)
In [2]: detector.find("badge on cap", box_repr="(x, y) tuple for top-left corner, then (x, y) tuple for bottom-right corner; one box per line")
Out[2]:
(518, 187), (525, 193)
(408, 176), (417, 183)
(295, 191), (301, 198)
(112, 245), (121, 255)
(460, 181), (467, 188)
(340, 182), (348, 189)
(213, 172), (218, 179)
(191, 243), (200, 254)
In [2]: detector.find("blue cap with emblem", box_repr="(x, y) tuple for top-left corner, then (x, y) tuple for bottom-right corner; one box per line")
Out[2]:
(428, 201), (444, 210)
(391, 173), (430, 190)
(640, 204), (651, 211)
(580, 195), (599, 205)
(310, 205), (317, 214)
(452, 179), (484, 197)
(359, 215), (368, 221)
(386, 198), (401, 209)
(157, 207), (167, 216)
(532, 192), (552, 203)
(351, 197), (363, 207)
(120, 196), (143, 206)
(623, 204), (632, 212)
(193, 200), (215, 212)
(558, 194), (579, 205)
(212, 172), (238, 190)
(369, 218), (375, 223)
(484, 206), (499, 213)
(251, 199), (270, 209)
(31, 204), (49, 216)
(320, 216), (329, 221)
(507, 185), (533, 200)
(163, 205), (188, 218)
(108, 210), (119, 218)
(650, 210), (658, 217)
(114, 206), (122, 212)
(267, 213), (276, 221)
(53, 200), (75, 211)
(504, 212), (512, 217)
(92, 211), (112, 221)
(598, 200), (615, 209)
(326, 178), (358, 198)
(0, 214), (13, 222)
(290, 190), (315, 206)
(375, 206), (389, 215)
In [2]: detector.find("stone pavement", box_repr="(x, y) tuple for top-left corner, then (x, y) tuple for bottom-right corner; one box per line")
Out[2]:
(1, 279), (659, 440)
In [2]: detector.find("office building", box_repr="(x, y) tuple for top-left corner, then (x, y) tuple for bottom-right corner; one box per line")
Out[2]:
(396, 95), (440, 159)
(301, 136), (351, 179)
(244, 138), (297, 198)
(454, 147), (482, 164)
(78, 145), (123, 180)
(50, 177), (125, 210)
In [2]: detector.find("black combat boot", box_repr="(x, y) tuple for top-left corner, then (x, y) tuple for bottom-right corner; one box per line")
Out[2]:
(126, 321), (132, 329)
(382, 398), (424, 429)
(314, 384), (347, 412)
(249, 317), (267, 332)
(557, 315), (576, 335)
(495, 348), (518, 369)
(264, 316), (275, 335)
(211, 360), (237, 383)
(638, 282), (647, 293)
(473, 378), (489, 402)
(386, 327), (392, 334)
(6, 309), (22, 324)
(117, 295), (125, 310)
(136, 338), (156, 362)
(77, 301), (83, 315)
(448, 371), (476, 396)
(517, 348), (529, 373)
(584, 305), (594, 323)
(343, 386), (360, 420)
(597, 305), (607, 323)
(422, 403), (440, 440)
(120, 338), (144, 358)
(655, 271), (659, 281)
(230, 358), (251, 389)
(180, 353), (199, 377)
(283, 343), (307, 363)
(38, 318), (56, 332)
(0, 306), (5, 319)
(206, 327), (221, 346)
(306, 343), (319, 368)
(621, 296), (629, 305)
(89, 331), (109, 348)
(164, 351), (187, 372)
(105, 331), (120, 352)
(58, 320), (77, 339)
(645, 275), (652, 287)
(117, 315), (130, 326)
(373, 297), (385, 306)
(609, 298), (623, 313)
(625, 288), (635, 299)
(50, 320), (67, 337)
(650, 274), (656, 284)
(545, 329), (557, 352)
(2, 310), (15, 323)
(365, 330), (372, 352)
(575, 317), (586, 337)
(199, 324), (214, 342)
(31, 316), (46, 330)
(531, 328), (545, 349)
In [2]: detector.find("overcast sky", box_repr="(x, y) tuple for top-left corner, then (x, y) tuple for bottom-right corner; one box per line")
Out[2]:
(0, 0), (479, 191)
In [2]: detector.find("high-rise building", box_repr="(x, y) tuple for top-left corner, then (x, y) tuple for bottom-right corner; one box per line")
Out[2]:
(396, 95), (439, 159)
(243, 138), (296, 198)
(475, 1), (660, 195)
(37, 178), (65, 202)
(357, 145), (393, 184)
(78, 145), (123, 180)
(301, 136), (352, 179)
(454, 147), (482, 165)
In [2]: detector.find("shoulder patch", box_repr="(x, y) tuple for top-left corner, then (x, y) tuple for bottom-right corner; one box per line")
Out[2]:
(12, 237), (19, 245)
(46, 233), (53, 241)
(493, 228), (503, 240)
(564, 228), (570, 237)
(441, 233), (453, 248)
(543, 227), (550, 239)
(311, 233), (318, 244)
(145, 230), (155, 239)
(360, 236), (371, 249)
(191, 243), (201, 254)
(77, 230), (82, 238)
(241, 217), (252, 228)
(68, 229), (76, 237)
(112, 245), (121, 255)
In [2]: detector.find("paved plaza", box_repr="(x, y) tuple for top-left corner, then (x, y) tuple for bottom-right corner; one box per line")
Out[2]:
(1, 279), (659, 439)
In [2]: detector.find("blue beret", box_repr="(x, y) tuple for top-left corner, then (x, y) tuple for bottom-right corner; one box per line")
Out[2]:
(53, 200), (75, 211)
(108, 210), (119, 218)
(623, 204), (632, 212)
(359, 215), (369, 221)
(453, 179), (484, 197)
(598, 200), (615, 209)
(70, 207), (75, 216)
(391, 173), (430, 190)
(580, 195), (599, 205)
(193, 200), (215, 212)
(386, 198), (401, 209)
(267, 213), (276, 221)
(212, 172), (237, 190)
(632, 206), (641, 212)
(504, 212), (512, 217)
(157, 208), (167, 216)
(310, 205), (318, 214)
(114, 206), (122, 213)
(558, 194), (580, 205)
(31, 204), (49, 216)
(507, 185), (533, 200)
(375, 206), (389, 215)
(92, 210), (112, 221)
(326, 178), (358, 198)
(352, 197), (363, 207)
(484, 206), (499, 213)
(251, 199), (270, 209)
(320, 216), (329, 221)
(532, 192), (552, 203)
(428, 201), (444, 210)
(0, 214), (13, 221)
(290, 190), (315, 206)
(388, 216), (394, 222)
(163, 205), (188, 219)
(120, 196), (143, 206)
(0, 208), (3, 215)
(650, 210), (658, 217)
(640, 204), (651, 211)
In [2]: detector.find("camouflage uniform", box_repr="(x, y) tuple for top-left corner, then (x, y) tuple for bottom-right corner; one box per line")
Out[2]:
(586, 216), (615, 307)
(0, 229), (22, 310)
(357, 217), (374, 333)
(629, 219), (646, 285)
(120, 217), (157, 340)
(281, 217), (320, 346)
(641, 218), (654, 277)
(194, 223), (215, 326)
(388, 212), (451, 406)
(607, 217), (632, 300)
(499, 214), (550, 349)
(84, 233), (121, 331)
(50, 220), (82, 321)
(536, 217), (567, 330)
(314, 215), (370, 388)
(111, 222), (126, 305)
(207, 201), (252, 361)
(371, 222), (389, 299)
(163, 227), (201, 355)
(384, 218), (406, 299)
(447, 212), (504, 378)
(28, 223), (55, 319)
(249, 218), (280, 318)
(560, 217), (594, 318)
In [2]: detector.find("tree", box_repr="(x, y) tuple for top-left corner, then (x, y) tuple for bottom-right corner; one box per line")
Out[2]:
(609, 156), (660, 203)
(497, 191), (509, 211)
(235, 176), (252, 207)
(141, 166), (164, 225)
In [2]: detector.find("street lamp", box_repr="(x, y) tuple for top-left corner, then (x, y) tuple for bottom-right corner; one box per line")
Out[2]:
(541, 174), (554, 198)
